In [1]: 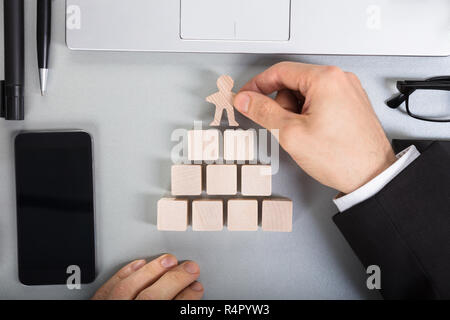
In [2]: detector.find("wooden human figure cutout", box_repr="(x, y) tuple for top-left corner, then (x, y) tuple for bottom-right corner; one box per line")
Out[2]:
(206, 75), (239, 127)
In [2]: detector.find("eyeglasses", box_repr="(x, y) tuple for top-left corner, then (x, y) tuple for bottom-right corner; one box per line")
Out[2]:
(386, 76), (450, 123)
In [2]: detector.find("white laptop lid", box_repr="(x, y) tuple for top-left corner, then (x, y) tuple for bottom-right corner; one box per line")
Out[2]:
(66, 0), (450, 56)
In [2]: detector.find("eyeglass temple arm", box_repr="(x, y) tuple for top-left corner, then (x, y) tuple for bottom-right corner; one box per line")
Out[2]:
(397, 83), (450, 91)
(386, 93), (409, 109)
(387, 76), (450, 109)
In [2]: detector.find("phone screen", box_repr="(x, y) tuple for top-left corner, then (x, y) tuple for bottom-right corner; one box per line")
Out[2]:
(14, 131), (96, 285)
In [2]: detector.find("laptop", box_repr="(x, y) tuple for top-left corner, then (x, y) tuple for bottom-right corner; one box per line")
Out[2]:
(65, 0), (450, 56)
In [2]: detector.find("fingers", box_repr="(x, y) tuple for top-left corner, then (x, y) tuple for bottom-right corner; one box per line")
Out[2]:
(91, 259), (146, 300)
(175, 281), (205, 300)
(91, 255), (204, 301)
(234, 91), (299, 130)
(108, 254), (178, 300)
(136, 261), (201, 300)
(275, 89), (301, 113)
(239, 61), (322, 96)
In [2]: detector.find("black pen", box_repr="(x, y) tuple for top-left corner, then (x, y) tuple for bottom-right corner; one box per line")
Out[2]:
(1, 0), (25, 120)
(37, 0), (52, 96)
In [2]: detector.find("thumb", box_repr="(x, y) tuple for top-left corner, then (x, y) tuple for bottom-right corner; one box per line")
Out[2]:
(234, 91), (295, 130)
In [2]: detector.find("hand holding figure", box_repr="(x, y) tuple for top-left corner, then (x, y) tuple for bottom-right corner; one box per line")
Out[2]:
(234, 62), (396, 194)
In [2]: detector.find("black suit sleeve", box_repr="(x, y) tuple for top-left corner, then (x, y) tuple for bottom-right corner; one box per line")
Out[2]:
(333, 141), (450, 299)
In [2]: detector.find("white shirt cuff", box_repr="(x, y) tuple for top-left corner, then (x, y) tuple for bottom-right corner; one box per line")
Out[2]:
(333, 145), (421, 212)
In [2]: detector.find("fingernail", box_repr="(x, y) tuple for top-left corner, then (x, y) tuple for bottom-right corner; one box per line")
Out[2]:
(160, 255), (178, 268)
(131, 259), (146, 271)
(234, 93), (250, 113)
(183, 262), (200, 274)
(190, 282), (203, 292)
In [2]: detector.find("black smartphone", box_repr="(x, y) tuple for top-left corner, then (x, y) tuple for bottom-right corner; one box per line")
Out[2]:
(14, 131), (96, 285)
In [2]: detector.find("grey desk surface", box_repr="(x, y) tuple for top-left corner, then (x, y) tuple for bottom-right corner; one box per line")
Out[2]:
(0, 1), (449, 300)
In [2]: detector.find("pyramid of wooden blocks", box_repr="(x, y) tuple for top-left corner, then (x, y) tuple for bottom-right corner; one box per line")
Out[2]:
(157, 198), (188, 231)
(157, 77), (294, 233)
(224, 129), (255, 161)
(192, 200), (223, 231)
(227, 199), (258, 231)
(188, 129), (219, 161)
(241, 165), (272, 196)
(206, 165), (237, 195)
(262, 199), (293, 232)
(171, 165), (202, 196)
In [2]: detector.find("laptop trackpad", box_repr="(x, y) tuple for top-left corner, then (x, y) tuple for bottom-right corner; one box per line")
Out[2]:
(180, 0), (291, 41)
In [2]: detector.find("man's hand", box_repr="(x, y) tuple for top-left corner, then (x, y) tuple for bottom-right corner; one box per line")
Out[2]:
(92, 254), (204, 300)
(234, 62), (396, 194)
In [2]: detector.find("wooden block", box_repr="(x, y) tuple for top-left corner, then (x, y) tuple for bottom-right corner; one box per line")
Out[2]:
(157, 198), (188, 231)
(171, 165), (202, 196)
(224, 129), (255, 161)
(227, 199), (258, 231)
(241, 165), (272, 196)
(188, 129), (219, 161)
(206, 75), (239, 127)
(192, 200), (223, 231)
(206, 165), (237, 195)
(262, 199), (293, 232)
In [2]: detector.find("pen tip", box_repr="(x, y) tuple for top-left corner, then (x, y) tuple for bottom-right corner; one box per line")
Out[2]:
(39, 68), (48, 97)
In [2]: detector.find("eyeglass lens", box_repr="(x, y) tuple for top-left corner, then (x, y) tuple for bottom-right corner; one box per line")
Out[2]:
(407, 90), (450, 121)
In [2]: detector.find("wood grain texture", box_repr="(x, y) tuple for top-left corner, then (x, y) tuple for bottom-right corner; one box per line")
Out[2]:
(224, 129), (255, 161)
(157, 198), (188, 231)
(262, 199), (293, 232)
(206, 75), (239, 127)
(227, 199), (258, 231)
(206, 164), (237, 195)
(171, 165), (202, 196)
(241, 165), (272, 196)
(192, 199), (223, 231)
(188, 129), (220, 161)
